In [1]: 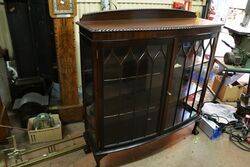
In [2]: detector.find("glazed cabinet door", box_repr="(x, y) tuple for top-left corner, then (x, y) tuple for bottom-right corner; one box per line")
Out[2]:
(163, 34), (218, 131)
(101, 40), (172, 148)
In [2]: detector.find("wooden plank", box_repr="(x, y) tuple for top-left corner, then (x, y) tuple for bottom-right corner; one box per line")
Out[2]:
(49, 104), (84, 123)
(53, 18), (79, 105)
(47, 0), (81, 122)
(58, 105), (84, 123)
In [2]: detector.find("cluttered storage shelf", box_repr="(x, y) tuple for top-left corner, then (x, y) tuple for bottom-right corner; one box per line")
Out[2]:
(77, 9), (222, 166)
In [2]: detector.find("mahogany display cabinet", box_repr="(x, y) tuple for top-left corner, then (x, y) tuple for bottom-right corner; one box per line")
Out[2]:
(77, 9), (222, 166)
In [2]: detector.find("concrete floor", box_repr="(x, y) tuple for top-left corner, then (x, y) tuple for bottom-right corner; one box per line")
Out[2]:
(3, 72), (249, 166)
(4, 90), (249, 167)
(29, 123), (249, 167)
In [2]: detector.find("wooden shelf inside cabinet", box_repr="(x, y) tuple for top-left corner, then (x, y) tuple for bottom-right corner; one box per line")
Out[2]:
(103, 72), (161, 82)
(180, 81), (203, 99)
(153, 80), (203, 108)
(77, 9), (222, 166)
(185, 57), (210, 69)
(173, 105), (198, 126)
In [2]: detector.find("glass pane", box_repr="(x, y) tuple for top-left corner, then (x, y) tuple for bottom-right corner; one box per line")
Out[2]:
(194, 39), (213, 108)
(122, 50), (137, 78)
(151, 51), (166, 108)
(164, 38), (214, 130)
(82, 46), (93, 107)
(103, 50), (122, 116)
(104, 51), (121, 80)
(103, 81), (120, 116)
(103, 41), (169, 146)
(81, 38), (97, 143)
(135, 51), (152, 111)
(165, 42), (194, 128)
(165, 47), (183, 128)
(120, 51), (138, 114)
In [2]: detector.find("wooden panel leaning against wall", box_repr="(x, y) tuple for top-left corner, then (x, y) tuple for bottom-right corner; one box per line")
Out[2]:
(48, 0), (84, 123)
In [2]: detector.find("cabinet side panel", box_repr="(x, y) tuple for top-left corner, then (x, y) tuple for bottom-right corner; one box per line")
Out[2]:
(80, 34), (98, 147)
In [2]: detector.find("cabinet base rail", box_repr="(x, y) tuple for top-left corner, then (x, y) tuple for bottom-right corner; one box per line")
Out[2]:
(83, 115), (200, 167)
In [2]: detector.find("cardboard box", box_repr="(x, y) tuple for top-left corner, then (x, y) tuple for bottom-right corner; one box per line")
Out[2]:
(27, 114), (62, 144)
(212, 75), (247, 102)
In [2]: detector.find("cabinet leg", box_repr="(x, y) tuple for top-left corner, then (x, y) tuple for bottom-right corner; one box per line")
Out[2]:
(192, 121), (199, 135)
(94, 154), (106, 167)
(95, 156), (101, 167)
(212, 72), (227, 102)
(96, 161), (100, 167)
(83, 144), (91, 154)
(83, 132), (91, 154)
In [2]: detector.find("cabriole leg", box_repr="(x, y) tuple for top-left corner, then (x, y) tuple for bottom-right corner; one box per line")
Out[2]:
(94, 154), (106, 167)
(192, 121), (200, 135)
(83, 144), (91, 154)
(83, 132), (91, 154)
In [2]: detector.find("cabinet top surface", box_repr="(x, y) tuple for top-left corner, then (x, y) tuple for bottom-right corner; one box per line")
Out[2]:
(77, 9), (223, 33)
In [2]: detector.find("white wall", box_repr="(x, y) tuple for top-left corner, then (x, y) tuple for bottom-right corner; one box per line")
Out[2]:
(74, 0), (206, 89)
(228, 0), (248, 9)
